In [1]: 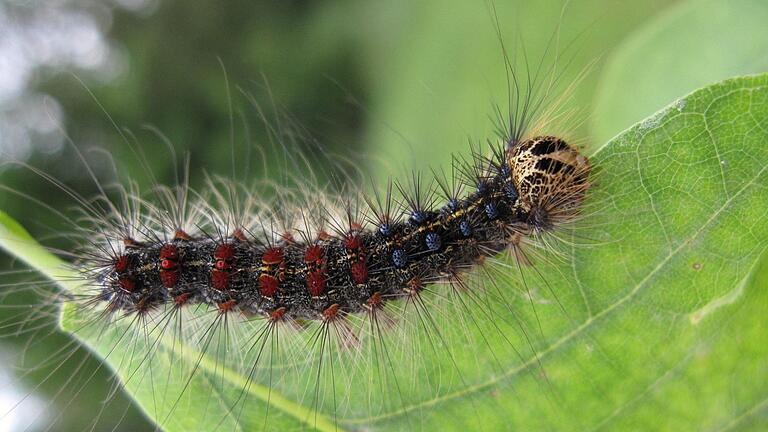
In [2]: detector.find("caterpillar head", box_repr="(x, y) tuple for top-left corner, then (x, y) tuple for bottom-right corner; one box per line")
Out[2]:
(507, 136), (591, 231)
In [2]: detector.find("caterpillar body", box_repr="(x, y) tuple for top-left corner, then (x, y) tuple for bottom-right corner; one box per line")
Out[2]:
(0, 122), (594, 431)
(103, 136), (589, 322)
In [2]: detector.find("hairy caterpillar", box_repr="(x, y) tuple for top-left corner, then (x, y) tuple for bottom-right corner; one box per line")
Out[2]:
(1, 99), (594, 430)
(95, 133), (589, 318)
(0, 136), (592, 430)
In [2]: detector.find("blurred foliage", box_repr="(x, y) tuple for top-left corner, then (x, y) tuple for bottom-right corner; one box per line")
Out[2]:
(593, 0), (768, 143)
(361, 0), (671, 175)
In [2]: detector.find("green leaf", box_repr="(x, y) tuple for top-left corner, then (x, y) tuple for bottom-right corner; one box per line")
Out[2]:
(592, 0), (768, 144)
(0, 212), (85, 312)
(2, 75), (768, 430)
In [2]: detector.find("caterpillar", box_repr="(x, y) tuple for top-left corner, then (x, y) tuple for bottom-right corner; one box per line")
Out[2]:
(0, 133), (592, 430)
(99, 135), (588, 321)
(0, 3), (600, 432)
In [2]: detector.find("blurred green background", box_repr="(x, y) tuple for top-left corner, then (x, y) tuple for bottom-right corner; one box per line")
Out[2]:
(1, 0), (766, 430)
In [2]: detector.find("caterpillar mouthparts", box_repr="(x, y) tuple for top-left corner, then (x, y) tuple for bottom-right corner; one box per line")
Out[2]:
(99, 136), (590, 322)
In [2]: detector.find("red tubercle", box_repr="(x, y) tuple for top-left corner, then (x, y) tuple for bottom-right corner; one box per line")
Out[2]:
(260, 245), (284, 297)
(262, 247), (284, 265)
(259, 274), (279, 297)
(174, 292), (192, 306)
(344, 234), (362, 251)
(304, 244), (324, 264)
(160, 244), (179, 261)
(218, 299), (237, 313)
(159, 244), (180, 288)
(322, 304), (340, 321)
(173, 229), (192, 241)
(317, 230), (332, 241)
(350, 259), (368, 284)
(114, 255), (130, 273)
(215, 243), (235, 261)
(406, 277), (424, 294)
(366, 291), (383, 309)
(161, 271), (179, 288)
(268, 307), (287, 322)
(211, 243), (235, 291)
(307, 271), (327, 297)
(211, 269), (229, 291)
(118, 276), (136, 293)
